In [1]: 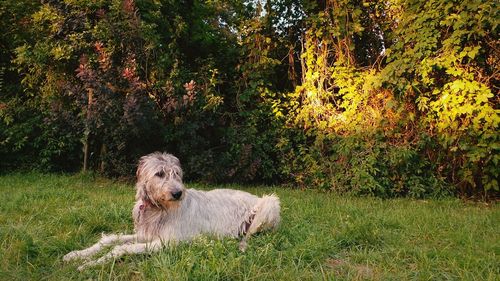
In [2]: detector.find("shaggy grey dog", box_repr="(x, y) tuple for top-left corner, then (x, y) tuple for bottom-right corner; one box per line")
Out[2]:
(64, 152), (280, 270)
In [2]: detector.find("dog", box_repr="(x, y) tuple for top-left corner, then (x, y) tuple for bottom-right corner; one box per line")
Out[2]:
(63, 152), (280, 270)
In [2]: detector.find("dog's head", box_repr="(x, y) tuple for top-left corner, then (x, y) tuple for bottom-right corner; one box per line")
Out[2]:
(135, 152), (185, 209)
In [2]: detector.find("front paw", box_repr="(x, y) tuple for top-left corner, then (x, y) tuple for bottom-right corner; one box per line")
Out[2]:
(63, 250), (84, 262)
(77, 263), (89, 271)
(239, 240), (247, 252)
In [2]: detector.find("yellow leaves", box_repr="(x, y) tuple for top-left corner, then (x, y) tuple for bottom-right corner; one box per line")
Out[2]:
(32, 5), (63, 34)
(51, 44), (73, 61)
(460, 46), (480, 60)
(203, 94), (223, 112)
(449, 80), (464, 93)
(416, 96), (429, 111)
(293, 46), (402, 136)
(353, 22), (364, 33)
(475, 92), (490, 104)
(363, 69), (379, 90)
(445, 67), (463, 77)
(423, 76), (497, 154)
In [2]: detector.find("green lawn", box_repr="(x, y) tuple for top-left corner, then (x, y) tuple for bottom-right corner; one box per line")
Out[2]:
(0, 173), (498, 280)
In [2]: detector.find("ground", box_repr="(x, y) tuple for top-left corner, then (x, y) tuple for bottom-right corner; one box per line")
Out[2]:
(0, 173), (498, 280)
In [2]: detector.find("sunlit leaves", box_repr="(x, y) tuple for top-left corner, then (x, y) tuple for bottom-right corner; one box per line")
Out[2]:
(2, 0), (498, 194)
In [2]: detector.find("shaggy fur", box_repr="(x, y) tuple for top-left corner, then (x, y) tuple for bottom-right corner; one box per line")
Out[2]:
(63, 152), (280, 270)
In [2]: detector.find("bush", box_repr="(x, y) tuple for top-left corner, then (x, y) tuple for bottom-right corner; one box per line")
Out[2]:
(2, 0), (497, 198)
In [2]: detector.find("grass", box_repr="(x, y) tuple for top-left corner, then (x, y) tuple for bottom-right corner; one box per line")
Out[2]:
(0, 173), (498, 280)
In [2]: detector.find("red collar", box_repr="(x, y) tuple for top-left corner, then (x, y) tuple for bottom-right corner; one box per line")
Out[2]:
(139, 198), (152, 211)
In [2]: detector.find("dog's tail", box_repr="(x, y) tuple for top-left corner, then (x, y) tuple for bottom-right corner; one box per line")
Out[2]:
(251, 194), (281, 232)
(240, 194), (280, 251)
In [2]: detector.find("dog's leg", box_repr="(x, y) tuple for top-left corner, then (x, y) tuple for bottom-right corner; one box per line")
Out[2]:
(77, 239), (163, 271)
(239, 195), (280, 251)
(63, 234), (137, 262)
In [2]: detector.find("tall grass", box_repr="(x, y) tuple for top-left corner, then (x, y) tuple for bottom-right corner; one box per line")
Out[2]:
(0, 173), (498, 280)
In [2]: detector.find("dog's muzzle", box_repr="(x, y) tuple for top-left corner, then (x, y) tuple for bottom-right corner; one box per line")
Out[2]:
(171, 191), (183, 200)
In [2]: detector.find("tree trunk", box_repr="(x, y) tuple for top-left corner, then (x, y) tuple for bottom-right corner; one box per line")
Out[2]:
(83, 88), (93, 172)
(99, 143), (106, 173)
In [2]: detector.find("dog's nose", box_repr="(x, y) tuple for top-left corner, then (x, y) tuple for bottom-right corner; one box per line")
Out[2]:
(171, 191), (183, 200)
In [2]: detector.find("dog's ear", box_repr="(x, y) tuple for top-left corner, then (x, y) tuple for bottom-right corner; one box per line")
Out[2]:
(136, 155), (148, 181)
(135, 157), (151, 201)
(135, 181), (147, 201)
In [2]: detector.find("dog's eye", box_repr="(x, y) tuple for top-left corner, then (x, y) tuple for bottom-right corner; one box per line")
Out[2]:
(155, 171), (165, 178)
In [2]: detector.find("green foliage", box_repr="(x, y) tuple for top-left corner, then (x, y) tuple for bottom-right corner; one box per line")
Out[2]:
(1, 0), (498, 197)
(271, 0), (498, 197)
(381, 0), (499, 194)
